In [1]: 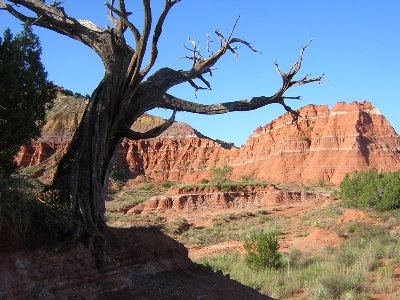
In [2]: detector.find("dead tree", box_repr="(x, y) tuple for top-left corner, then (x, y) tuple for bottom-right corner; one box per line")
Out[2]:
(0, 0), (322, 253)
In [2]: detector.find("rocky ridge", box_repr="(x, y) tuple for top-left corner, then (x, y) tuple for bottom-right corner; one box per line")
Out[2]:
(127, 185), (322, 215)
(16, 96), (400, 185)
(116, 101), (400, 185)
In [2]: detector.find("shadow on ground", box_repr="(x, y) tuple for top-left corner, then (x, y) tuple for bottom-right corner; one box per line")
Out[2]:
(0, 226), (273, 299)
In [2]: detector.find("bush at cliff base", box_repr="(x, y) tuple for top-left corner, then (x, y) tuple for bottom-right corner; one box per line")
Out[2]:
(243, 230), (282, 270)
(339, 169), (400, 211)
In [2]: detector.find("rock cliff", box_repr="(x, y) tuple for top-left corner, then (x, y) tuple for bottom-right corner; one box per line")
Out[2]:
(116, 101), (400, 185)
(17, 96), (400, 185)
(229, 101), (400, 184)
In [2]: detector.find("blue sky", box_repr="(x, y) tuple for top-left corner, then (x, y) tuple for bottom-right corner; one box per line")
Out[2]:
(1, 0), (399, 146)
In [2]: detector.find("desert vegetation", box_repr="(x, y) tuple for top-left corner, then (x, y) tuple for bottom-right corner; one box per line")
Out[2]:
(339, 169), (400, 211)
(101, 171), (400, 299)
(5, 169), (400, 299)
(103, 180), (400, 299)
(0, 25), (55, 177)
(243, 230), (283, 271)
(0, 175), (71, 249)
(177, 164), (269, 191)
(199, 214), (400, 299)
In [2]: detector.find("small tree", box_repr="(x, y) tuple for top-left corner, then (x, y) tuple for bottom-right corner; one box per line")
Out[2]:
(378, 171), (400, 210)
(243, 230), (282, 270)
(0, 25), (55, 177)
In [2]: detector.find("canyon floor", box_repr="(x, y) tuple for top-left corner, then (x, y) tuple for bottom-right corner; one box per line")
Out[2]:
(106, 180), (400, 299)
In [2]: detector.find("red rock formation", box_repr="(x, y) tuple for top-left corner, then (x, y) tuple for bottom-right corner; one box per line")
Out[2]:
(230, 101), (400, 184)
(127, 185), (322, 215)
(17, 97), (400, 185)
(117, 101), (400, 185)
(117, 137), (228, 182)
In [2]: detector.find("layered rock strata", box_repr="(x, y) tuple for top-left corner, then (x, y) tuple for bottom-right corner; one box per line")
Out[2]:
(127, 185), (321, 214)
(17, 97), (400, 185)
(228, 101), (400, 184)
(117, 101), (400, 185)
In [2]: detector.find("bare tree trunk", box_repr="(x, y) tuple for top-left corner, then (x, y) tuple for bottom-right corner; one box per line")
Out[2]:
(52, 62), (132, 259)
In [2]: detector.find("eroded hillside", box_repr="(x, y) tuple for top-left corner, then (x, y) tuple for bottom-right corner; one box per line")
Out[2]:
(17, 95), (400, 185)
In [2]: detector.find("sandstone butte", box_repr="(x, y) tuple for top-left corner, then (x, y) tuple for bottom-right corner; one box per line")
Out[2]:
(16, 95), (400, 185)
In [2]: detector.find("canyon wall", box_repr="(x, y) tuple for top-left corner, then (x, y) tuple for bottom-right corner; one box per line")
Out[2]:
(115, 101), (400, 185)
(17, 96), (400, 185)
(228, 101), (400, 184)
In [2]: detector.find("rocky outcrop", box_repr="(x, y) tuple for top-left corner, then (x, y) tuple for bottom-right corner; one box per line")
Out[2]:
(17, 97), (400, 185)
(118, 101), (400, 185)
(228, 101), (400, 184)
(116, 137), (229, 182)
(127, 185), (321, 214)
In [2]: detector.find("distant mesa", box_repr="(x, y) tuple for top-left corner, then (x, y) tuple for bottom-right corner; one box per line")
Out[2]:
(16, 97), (400, 185)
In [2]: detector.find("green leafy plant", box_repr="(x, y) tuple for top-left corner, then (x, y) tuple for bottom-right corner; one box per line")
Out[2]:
(211, 164), (233, 187)
(243, 230), (282, 270)
(339, 169), (400, 211)
(240, 175), (255, 183)
(162, 181), (176, 189)
(200, 178), (210, 185)
(139, 183), (154, 191)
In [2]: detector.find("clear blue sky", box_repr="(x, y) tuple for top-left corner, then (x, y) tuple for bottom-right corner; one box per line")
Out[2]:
(1, 0), (399, 146)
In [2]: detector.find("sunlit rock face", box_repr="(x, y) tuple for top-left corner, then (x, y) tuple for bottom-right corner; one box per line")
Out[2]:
(17, 96), (400, 185)
(228, 101), (400, 184)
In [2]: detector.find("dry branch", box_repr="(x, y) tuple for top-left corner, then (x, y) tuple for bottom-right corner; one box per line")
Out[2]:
(148, 41), (322, 117)
(121, 110), (176, 140)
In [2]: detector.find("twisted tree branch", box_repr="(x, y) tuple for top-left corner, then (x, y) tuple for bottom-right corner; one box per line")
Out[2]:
(140, 0), (180, 77)
(147, 18), (260, 92)
(0, 0), (106, 56)
(147, 41), (322, 118)
(120, 110), (176, 140)
(105, 0), (141, 44)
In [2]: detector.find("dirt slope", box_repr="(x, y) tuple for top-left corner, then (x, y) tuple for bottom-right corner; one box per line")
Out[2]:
(0, 227), (271, 300)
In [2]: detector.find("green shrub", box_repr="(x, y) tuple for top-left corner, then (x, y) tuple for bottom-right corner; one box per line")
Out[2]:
(139, 183), (154, 191)
(200, 178), (210, 184)
(167, 217), (192, 234)
(243, 230), (282, 270)
(0, 176), (72, 241)
(211, 164), (233, 187)
(286, 247), (316, 269)
(240, 175), (254, 183)
(110, 167), (129, 183)
(378, 172), (400, 210)
(61, 88), (74, 96)
(339, 169), (400, 211)
(336, 248), (357, 268)
(377, 266), (395, 279)
(315, 273), (361, 300)
(162, 181), (176, 189)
